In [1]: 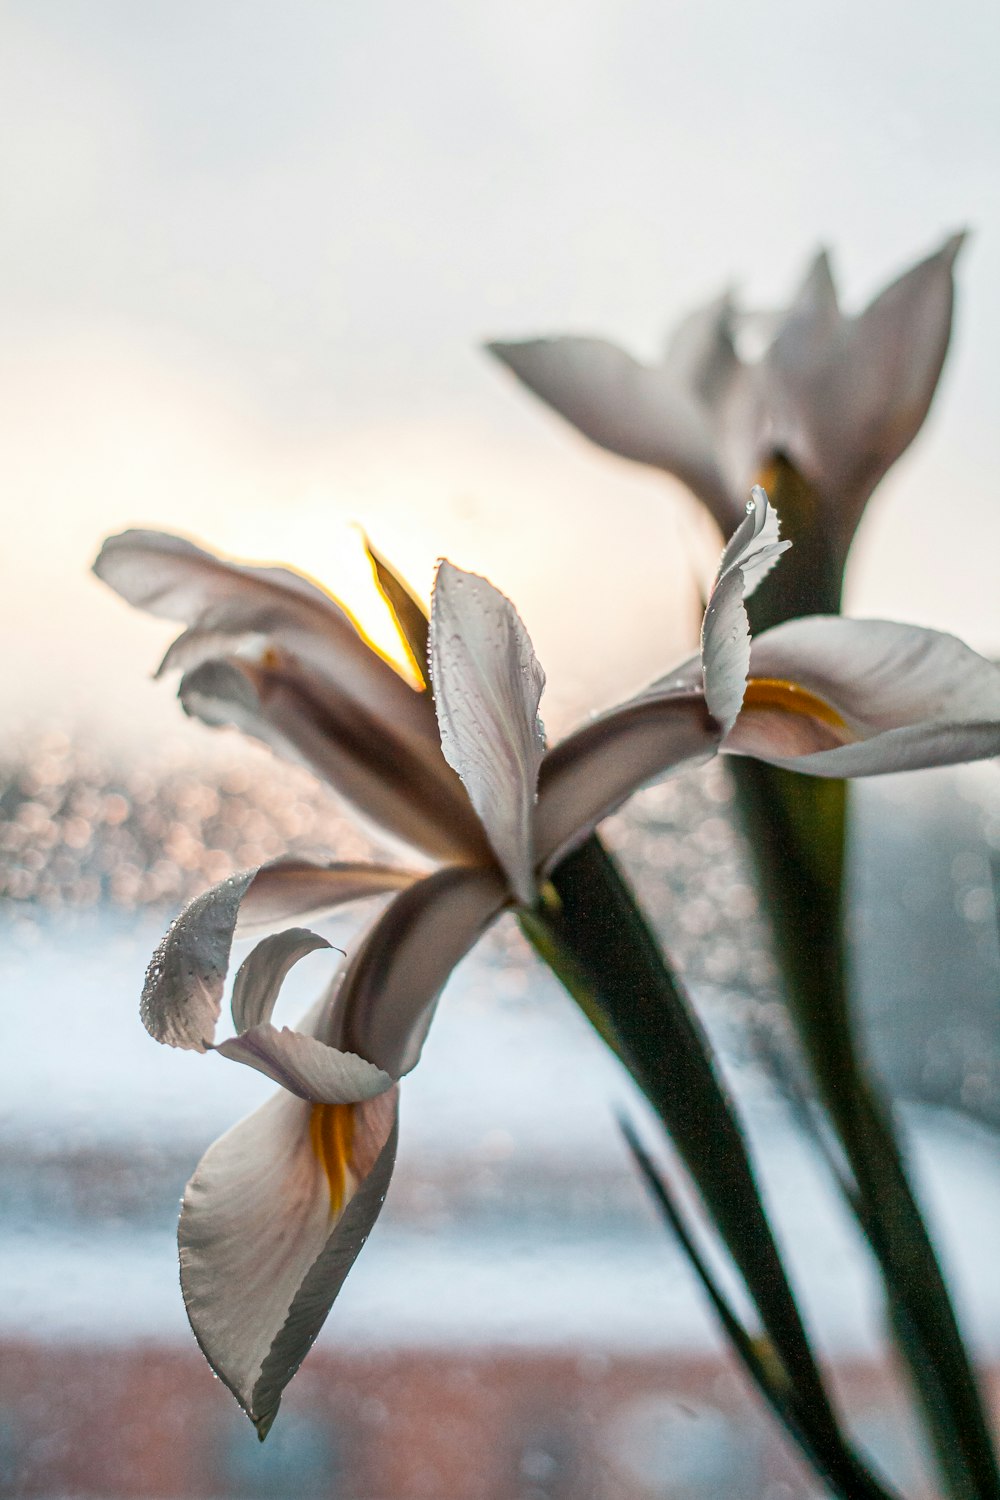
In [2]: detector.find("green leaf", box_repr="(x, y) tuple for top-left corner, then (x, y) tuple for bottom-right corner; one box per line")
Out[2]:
(619, 1115), (896, 1500)
(525, 833), (892, 1497)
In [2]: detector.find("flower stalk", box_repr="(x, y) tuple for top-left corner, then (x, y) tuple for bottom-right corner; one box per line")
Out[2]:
(523, 832), (898, 1500)
(736, 461), (1000, 1500)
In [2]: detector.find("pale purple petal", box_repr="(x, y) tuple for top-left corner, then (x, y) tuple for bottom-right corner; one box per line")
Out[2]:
(834, 231), (964, 512)
(337, 866), (509, 1077)
(180, 1083), (398, 1438)
(430, 562), (545, 905)
(535, 694), (718, 870)
(773, 250), (842, 362)
(486, 336), (739, 532)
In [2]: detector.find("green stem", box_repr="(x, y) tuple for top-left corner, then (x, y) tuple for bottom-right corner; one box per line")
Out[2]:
(741, 455), (1000, 1498)
(526, 834), (898, 1500)
(731, 756), (1000, 1500)
(750, 454), (845, 629)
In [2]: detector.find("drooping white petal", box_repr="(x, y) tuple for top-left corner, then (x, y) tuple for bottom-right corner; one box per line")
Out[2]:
(180, 1079), (398, 1438)
(179, 654), (491, 865)
(535, 694), (719, 871)
(486, 336), (739, 532)
(701, 488), (790, 735)
(430, 562), (545, 905)
(217, 933), (394, 1101)
(93, 529), (440, 756)
(639, 651), (703, 700)
(726, 615), (1000, 775)
(337, 865), (509, 1078)
(93, 529), (339, 628)
(142, 858), (416, 1051)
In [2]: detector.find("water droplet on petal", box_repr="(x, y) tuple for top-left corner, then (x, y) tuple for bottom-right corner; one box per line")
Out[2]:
(745, 497), (756, 514)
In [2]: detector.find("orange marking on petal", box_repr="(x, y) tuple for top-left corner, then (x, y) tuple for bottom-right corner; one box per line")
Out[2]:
(743, 677), (846, 730)
(309, 1102), (356, 1215)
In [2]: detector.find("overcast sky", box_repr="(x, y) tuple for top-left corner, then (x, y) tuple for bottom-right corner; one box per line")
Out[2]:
(2, 0), (998, 749)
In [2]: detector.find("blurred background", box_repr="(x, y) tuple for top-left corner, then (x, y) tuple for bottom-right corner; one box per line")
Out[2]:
(2, 1), (1000, 1496)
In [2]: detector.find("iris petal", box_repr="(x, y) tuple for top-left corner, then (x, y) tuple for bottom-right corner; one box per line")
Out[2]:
(180, 1080), (398, 1439)
(726, 615), (1000, 774)
(142, 858), (417, 1051)
(430, 562), (546, 905)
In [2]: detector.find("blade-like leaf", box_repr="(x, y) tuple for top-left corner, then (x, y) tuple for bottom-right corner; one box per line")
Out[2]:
(618, 1116), (897, 1500)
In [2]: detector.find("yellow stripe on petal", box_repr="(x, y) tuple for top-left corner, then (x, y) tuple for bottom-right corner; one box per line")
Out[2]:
(309, 1102), (356, 1215)
(743, 677), (846, 730)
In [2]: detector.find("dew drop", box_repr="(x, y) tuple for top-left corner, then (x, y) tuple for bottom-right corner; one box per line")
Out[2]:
(745, 497), (756, 514)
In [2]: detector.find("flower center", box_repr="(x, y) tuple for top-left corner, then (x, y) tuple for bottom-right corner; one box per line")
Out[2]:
(309, 1102), (355, 1215)
(743, 677), (846, 730)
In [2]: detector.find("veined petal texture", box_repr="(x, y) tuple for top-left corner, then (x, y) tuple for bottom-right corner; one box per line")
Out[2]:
(230, 928), (334, 1034)
(221, 930), (395, 1101)
(430, 562), (545, 905)
(216, 1024), (393, 1104)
